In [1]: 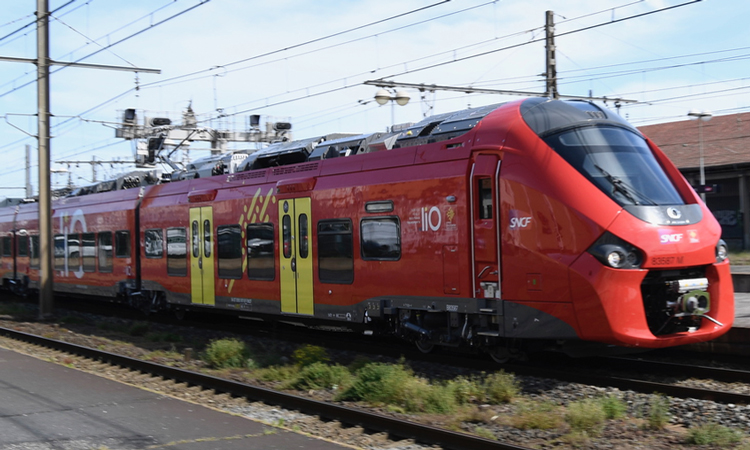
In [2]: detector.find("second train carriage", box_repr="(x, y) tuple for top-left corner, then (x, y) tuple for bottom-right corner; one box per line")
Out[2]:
(0, 98), (734, 360)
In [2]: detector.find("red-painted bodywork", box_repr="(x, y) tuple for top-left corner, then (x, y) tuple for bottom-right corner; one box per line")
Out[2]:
(0, 99), (734, 350)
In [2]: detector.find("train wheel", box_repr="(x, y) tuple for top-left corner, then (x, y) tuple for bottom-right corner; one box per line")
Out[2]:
(489, 347), (511, 364)
(415, 339), (435, 354)
(174, 309), (186, 321)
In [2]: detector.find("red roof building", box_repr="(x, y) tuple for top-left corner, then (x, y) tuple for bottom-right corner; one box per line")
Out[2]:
(639, 112), (750, 250)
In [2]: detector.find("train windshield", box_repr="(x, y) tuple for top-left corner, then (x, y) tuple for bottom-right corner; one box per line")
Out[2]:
(543, 125), (684, 206)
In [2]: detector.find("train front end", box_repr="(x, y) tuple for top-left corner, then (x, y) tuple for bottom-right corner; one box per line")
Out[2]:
(498, 98), (734, 350)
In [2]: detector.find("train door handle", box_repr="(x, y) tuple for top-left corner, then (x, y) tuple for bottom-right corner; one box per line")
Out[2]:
(199, 258), (202, 269)
(291, 257), (296, 272)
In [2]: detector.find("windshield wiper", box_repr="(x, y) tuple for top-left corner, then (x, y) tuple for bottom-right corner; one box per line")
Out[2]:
(594, 164), (656, 206)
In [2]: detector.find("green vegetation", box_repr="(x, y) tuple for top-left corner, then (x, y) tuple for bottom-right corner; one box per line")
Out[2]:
(292, 344), (330, 367)
(686, 422), (743, 447)
(599, 395), (627, 420)
(202, 338), (250, 369)
(284, 362), (353, 391)
(483, 371), (520, 404)
(511, 400), (563, 430)
(566, 399), (606, 435)
(646, 395), (671, 430)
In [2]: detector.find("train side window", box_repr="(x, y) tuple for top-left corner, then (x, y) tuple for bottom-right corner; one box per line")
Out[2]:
(68, 233), (81, 269)
(30, 236), (40, 268)
(98, 232), (113, 273)
(317, 219), (353, 284)
(145, 229), (163, 259)
(217, 225), (242, 279)
(115, 230), (131, 258)
(54, 234), (65, 270)
(1, 236), (10, 256)
(282, 215), (292, 259)
(18, 235), (29, 257)
(361, 217), (401, 260)
(166, 227), (187, 277)
(192, 221), (200, 257)
(82, 232), (96, 272)
(247, 223), (274, 281)
(478, 177), (493, 219)
(299, 214), (309, 259)
(203, 220), (212, 258)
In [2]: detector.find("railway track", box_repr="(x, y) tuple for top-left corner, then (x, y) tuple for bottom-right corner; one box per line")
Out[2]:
(0, 325), (531, 450)
(7, 294), (750, 407)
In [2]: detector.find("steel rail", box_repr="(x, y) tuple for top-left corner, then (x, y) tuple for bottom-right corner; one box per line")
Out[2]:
(505, 364), (750, 405)
(603, 356), (750, 384)
(0, 325), (530, 450)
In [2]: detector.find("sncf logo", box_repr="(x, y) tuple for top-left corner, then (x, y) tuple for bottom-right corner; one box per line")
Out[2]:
(659, 230), (683, 244)
(509, 216), (532, 229)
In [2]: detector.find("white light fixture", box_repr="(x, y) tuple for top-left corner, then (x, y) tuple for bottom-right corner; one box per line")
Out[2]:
(373, 88), (410, 129)
(394, 90), (410, 106)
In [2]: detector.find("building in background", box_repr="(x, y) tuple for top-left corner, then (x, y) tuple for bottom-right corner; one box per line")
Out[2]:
(640, 112), (750, 250)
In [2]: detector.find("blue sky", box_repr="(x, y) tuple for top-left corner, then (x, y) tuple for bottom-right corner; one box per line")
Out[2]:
(1, 0), (748, 198)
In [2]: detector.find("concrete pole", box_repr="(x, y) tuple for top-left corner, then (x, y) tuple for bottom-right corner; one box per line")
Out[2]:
(545, 10), (558, 99)
(37, 0), (54, 319)
(25, 144), (32, 198)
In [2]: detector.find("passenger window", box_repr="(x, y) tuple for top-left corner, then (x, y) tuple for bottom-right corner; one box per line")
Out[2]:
(192, 221), (200, 257)
(1, 236), (11, 256)
(317, 219), (353, 284)
(68, 233), (81, 269)
(18, 235), (29, 257)
(217, 225), (242, 279)
(54, 234), (65, 270)
(82, 232), (96, 272)
(166, 227), (187, 277)
(203, 220), (211, 258)
(478, 178), (493, 220)
(247, 223), (275, 281)
(98, 232), (113, 273)
(115, 230), (131, 258)
(30, 236), (40, 268)
(282, 215), (292, 259)
(299, 214), (309, 259)
(361, 217), (401, 260)
(145, 229), (163, 259)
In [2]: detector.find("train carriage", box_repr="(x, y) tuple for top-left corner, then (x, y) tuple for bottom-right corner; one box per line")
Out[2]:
(49, 188), (141, 299)
(0, 98), (734, 361)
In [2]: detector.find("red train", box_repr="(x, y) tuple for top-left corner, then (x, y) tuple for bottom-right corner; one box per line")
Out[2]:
(0, 98), (734, 361)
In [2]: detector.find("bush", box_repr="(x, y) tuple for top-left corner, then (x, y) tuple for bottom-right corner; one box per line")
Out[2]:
(336, 362), (457, 413)
(254, 365), (300, 383)
(292, 344), (329, 367)
(337, 363), (412, 403)
(599, 395), (626, 420)
(482, 371), (520, 404)
(203, 338), (249, 369)
(446, 376), (483, 405)
(512, 401), (563, 430)
(686, 423), (743, 447)
(286, 362), (353, 391)
(566, 399), (606, 435)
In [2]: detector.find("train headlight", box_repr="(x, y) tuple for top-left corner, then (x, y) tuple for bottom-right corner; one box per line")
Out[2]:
(588, 232), (642, 269)
(607, 251), (623, 268)
(716, 239), (728, 263)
